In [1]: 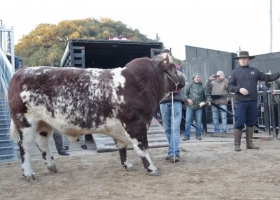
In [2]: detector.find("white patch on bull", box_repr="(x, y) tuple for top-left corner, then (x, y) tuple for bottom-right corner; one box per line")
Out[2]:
(35, 131), (56, 169)
(111, 67), (125, 87)
(10, 120), (20, 142)
(111, 67), (125, 104)
(124, 161), (133, 168)
(20, 91), (32, 102)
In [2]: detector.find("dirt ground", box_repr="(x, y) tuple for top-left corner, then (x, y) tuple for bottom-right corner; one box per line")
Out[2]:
(1, 139), (280, 200)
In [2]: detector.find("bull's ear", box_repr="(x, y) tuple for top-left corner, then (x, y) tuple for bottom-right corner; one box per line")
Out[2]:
(160, 56), (170, 71)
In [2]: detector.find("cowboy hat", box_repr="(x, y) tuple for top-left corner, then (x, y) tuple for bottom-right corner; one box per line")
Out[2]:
(234, 51), (255, 60)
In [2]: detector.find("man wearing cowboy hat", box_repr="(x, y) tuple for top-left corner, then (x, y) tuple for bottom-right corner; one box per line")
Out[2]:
(228, 51), (280, 151)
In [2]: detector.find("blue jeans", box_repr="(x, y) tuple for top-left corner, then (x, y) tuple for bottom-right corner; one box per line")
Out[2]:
(212, 105), (227, 132)
(184, 106), (202, 138)
(234, 100), (258, 129)
(160, 102), (182, 156)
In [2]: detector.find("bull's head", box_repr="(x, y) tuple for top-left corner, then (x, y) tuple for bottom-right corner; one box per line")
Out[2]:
(158, 54), (185, 93)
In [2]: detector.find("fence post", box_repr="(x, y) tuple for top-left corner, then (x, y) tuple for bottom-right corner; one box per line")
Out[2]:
(268, 91), (277, 139)
(278, 102), (280, 137)
(262, 90), (271, 136)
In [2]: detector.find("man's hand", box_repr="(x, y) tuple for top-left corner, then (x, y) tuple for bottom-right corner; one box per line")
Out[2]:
(187, 99), (193, 105)
(239, 88), (249, 95)
(209, 75), (215, 81)
(199, 102), (206, 107)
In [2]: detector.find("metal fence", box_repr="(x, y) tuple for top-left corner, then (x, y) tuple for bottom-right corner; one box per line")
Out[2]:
(195, 90), (280, 138)
(0, 98), (18, 162)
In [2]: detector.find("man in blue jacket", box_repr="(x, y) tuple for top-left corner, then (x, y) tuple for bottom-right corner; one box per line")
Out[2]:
(228, 51), (280, 151)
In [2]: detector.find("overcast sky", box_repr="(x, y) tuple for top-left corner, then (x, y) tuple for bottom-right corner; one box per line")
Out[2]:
(1, 0), (280, 60)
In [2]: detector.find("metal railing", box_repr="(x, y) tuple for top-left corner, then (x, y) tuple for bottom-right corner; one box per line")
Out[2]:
(155, 90), (280, 139)
(198, 90), (280, 138)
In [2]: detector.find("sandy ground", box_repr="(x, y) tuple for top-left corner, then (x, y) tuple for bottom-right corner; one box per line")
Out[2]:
(1, 137), (280, 200)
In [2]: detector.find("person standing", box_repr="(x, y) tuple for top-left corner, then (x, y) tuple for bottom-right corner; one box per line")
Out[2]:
(184, 73), (211, 141)
(205, 71), (229, 133)
(53, 133), (69, 156)
(228, 51), (280, 151)
(159, 49), (186, 163)
(64, 135), (87, 150)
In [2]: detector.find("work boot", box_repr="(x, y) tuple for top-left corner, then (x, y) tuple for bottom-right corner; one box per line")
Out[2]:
(234, 129), (242, 151)
(246, 126), (259, 149)
(169, 155), (179, 163)
(183, 136), (190, 141)
(58, 151), (69, 156)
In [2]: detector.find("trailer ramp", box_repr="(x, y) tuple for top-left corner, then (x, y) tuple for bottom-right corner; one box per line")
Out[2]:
(92, 118), (168, 153)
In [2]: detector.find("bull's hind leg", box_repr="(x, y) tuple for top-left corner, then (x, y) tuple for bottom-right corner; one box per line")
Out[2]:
(35, 121), (57, 173)
(20, 127), (37, 180)
(10, 118), (36, 180)
(115, 140), (136, 171)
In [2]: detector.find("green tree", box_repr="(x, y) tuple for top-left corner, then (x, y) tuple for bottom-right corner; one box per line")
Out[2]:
(15, 18), (155, 66)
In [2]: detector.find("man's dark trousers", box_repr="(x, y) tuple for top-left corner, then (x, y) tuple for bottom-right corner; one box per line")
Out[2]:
(234, 100), (258, 129)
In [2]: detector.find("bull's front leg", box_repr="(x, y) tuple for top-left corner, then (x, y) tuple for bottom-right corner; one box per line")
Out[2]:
(133, 136), (160, 176)
(115, 140), (136, 171)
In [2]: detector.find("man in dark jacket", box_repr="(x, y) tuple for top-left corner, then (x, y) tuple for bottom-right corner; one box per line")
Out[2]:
(184, 73), (211, 141)
(228, 51), (280, 151)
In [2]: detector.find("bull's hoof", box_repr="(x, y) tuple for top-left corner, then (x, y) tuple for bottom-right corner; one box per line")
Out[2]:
(148, 170), (160, 176)
(25, 174), (36, 181)
(126, 166), (137, 172)
(47, 164), (57, 173)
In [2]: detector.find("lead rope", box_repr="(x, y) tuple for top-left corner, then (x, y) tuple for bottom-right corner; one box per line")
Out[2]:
(171, 91), (176, 163)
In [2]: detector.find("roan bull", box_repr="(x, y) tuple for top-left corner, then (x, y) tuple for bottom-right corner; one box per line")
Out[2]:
(8, 53), (185, 180)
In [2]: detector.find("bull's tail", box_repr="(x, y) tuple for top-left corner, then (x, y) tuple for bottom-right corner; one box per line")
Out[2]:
(10, 119), (21, 142)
